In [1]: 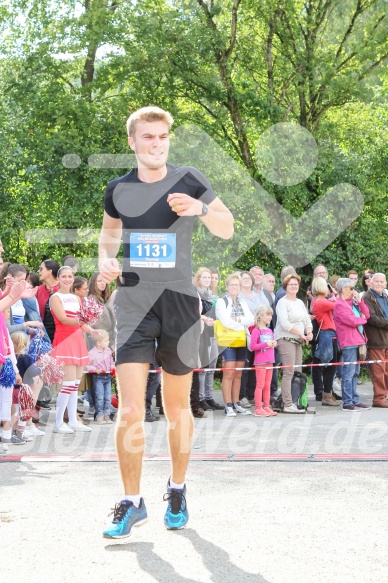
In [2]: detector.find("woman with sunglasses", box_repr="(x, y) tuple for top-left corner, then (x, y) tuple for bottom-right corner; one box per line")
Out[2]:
(333, 278), (370, 411)
(359, 270), (375, 299)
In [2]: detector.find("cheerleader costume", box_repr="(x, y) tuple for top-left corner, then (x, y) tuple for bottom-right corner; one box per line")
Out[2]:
(50, 293), (89, 367)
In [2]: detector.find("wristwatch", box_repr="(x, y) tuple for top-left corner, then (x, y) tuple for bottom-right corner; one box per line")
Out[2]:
(198, 203), (209, 217)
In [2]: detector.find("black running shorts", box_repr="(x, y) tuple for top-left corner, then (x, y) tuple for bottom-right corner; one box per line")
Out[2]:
(114, 279), (201, 375)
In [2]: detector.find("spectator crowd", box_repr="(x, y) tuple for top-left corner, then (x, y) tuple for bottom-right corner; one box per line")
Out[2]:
(1, 237), (388, 456)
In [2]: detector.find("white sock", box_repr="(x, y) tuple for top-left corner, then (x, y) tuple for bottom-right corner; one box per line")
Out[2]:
(170, 478), (185, 490)
(55, 385), (72, 425)
(123, 495), (141, 507)
(67, 390), (78, 424)
(2, 429), (12, 439)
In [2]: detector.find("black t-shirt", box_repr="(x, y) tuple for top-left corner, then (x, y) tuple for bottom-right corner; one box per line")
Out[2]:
(43, 299), (55, 342)
(104, 164), (216, 283)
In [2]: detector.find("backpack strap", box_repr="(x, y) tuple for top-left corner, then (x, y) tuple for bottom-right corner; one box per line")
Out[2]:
(222, 295), (228, 307)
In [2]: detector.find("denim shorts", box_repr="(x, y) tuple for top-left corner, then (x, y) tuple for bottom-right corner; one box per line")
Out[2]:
(221, 346), (247, 362)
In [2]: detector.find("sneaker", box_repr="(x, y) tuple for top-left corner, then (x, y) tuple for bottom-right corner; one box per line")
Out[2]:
(342, 404), (362, 412)
(263, 407), (278, 416)
(234, 403), (252, 415)
(224, 406), (236, 417)
(104, 415), (114, 424)
(103, 498), (148, 539)
(145, 408), (160, 422)
(354, 403), (371, 410)
(253, 408), (271, 417)
(68, 421), (92, 432)
(88, 406), (95, 416)
(53, 423), (75, 434)
(315, 393), (323, 402)
(26, 424), (45, 436)
(2, 432), (27, 444)
(95, 416), (105, 425)
(239, 397), (252, 408)
(163, 480), (188, 530)
(283, 403), (306, 414)
(332, 391), (342, 401)
(21, 431), (33, 442)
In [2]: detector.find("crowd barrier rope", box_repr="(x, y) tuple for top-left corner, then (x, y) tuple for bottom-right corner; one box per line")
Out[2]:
(147, 359), (388, 374)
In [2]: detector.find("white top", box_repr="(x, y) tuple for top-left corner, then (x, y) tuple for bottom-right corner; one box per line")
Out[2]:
(215, 295), (254, 330)
(50, 292), (80, 319)
(11, 299), (25, 318)
(274, 297), (311, 340)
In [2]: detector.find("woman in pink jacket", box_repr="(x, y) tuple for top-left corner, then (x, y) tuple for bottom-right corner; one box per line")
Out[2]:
(333, 278), (370, 411)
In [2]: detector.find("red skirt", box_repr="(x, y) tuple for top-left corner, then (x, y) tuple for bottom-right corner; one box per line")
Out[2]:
(52, 326), (90, 367)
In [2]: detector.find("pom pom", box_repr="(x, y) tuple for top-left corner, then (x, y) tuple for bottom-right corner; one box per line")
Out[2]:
(28, 329), (52, 361)
(19, 384), (34, 421)
(0, 358), (16, 388)
(80, 297), (104, 326)
(37, 353), (64, 385)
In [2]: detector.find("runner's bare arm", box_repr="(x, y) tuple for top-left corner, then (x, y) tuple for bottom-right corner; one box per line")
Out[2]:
(167, 193), (234, 239)
(98, 212), (123, 284)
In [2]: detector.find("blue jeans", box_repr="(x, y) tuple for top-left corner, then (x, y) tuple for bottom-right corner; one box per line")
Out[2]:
(341, 347), (360, 406)
(92, 374), (112, 417)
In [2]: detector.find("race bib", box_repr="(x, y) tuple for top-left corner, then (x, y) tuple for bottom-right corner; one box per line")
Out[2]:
(129, 232), (176, 268)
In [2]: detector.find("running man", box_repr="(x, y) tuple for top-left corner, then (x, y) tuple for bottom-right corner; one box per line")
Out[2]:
(99, 106), (233, 538)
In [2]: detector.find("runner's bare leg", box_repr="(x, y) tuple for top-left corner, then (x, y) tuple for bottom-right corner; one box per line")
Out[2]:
(162, 371), (193, 484)
(115, 362), (149, 494)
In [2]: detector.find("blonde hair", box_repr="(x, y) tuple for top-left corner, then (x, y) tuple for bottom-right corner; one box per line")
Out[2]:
(11, 331), (29, 354)
(254, 305), (273, 327)
(126, 106), (174, 138)
(311, 277), (329, 296)
(91, 329), (109, 346)
(193, 267), (212, 289)
(225, 273), (242, 287)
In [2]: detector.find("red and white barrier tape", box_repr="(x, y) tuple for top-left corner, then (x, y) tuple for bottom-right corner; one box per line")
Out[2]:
(147, 359), (388, 373)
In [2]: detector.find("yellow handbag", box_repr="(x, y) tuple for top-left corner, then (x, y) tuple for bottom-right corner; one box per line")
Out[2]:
(214, 320), (246, 348)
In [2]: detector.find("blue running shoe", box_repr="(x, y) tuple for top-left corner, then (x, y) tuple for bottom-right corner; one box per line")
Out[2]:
(163, 480), (188, 530)
(103, 498), (147, 539)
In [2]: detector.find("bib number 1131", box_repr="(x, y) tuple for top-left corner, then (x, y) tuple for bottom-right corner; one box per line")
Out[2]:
(130, 232), (176, 268)
(136, 243), (168, 258)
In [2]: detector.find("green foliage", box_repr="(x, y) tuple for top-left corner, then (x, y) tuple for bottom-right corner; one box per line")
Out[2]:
(0, 0), (386, 286)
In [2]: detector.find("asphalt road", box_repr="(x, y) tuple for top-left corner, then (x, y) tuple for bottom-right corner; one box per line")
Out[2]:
(2, 381), (388, 582)
(2, 460), (388, 583)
